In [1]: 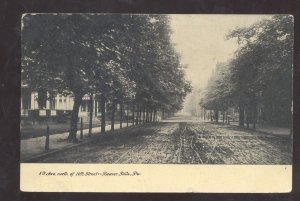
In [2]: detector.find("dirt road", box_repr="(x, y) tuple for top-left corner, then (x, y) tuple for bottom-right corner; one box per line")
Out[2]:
(37, 116), (292, 164)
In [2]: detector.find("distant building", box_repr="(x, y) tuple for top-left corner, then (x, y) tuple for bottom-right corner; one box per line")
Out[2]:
(21, 85), (100, 121)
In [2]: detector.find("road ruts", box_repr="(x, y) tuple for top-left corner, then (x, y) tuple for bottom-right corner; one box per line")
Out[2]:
(36, 116), (292, 164)
(113, 123), (178, 164)
(39, 123), (179, 163)
(173, 122), (292, 164)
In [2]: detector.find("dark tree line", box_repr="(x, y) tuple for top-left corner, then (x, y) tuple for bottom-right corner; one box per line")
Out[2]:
(22, 14), (192, 142)
(200, 15), (293, 129)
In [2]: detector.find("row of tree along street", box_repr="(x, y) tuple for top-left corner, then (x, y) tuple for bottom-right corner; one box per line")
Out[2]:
(200, 15), (293, 130)
(22, 14), (192, 142)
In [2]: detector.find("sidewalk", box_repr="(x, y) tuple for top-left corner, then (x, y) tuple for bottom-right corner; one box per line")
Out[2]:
(21, 122), (133, 162)
(252, 124), (291, 136)
(21, 118), (291, 162)
(20, 120), (102, 139)
(221, 121), (290, 136)
(165, 116), (291, 136)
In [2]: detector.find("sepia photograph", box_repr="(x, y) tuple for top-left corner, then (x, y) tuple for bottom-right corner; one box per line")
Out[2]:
(20, 14), (293, 165)
(19, 13), (294, 192)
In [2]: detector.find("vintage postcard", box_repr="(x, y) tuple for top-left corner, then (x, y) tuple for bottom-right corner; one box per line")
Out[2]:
(20, 14), (293, 192)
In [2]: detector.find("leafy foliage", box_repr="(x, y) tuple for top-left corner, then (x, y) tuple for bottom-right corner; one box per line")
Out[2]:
(22, 14), (192, 140)
(200, 15), (293, 127)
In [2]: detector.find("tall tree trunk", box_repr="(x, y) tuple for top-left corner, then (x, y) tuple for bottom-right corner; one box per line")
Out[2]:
(68, 94), (83, 142)
(94, 99), (97, 117)
(120, 102), (123, 129)
(152, 110), (155, 122)
(162, 109), (165, 120)
(88, 93), (93, 136)
(111, 99), (116, 131)
(132, 102), (135, 126)
(246, 107), (250, 129)
(223, 111), (225, 123)
(146, 107), (149, 122)
(239, 102), (245, 127)
(150, 109), (153, 122)
(100, 94), (106, 134)
(215, 110), (219, 123)
(143, 105), (146, 123)
(139, 106), (142, 124)
(135, 105), (139, 125)
(48, 92), (55, 110)
(37, 88), (47, 109)
(252, 101), (257, 129)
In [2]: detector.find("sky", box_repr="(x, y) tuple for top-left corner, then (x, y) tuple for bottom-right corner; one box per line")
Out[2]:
(170, 15), (272, 90)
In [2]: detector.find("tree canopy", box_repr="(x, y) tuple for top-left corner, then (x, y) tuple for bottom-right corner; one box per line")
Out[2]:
(22, 14), (192, 140)
(200, 15), (293, 127)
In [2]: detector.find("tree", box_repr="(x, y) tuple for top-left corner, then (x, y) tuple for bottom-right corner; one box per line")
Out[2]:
(227, 15), (293, 127)
(22, 14), (125, 141)
(200, 15), (293, 128)
(22, 14), (192, 142)
(200, 62), (233, 123)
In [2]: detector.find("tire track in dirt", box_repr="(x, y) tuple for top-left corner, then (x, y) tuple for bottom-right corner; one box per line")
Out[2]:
(37, 120), (292, 164)
(175, 123), (186, 163)
(115, 123), (178, 164)
(177, 123), (292, 164)
(112, 126), (163, 163)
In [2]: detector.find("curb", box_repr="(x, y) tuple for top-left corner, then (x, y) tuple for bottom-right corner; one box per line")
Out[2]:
(21, 123), (147, 163)
(207, 121), (291, 139)
(22, 139), (92, 162)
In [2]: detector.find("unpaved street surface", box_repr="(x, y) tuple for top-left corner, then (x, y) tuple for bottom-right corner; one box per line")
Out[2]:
(172, 122), (291, 164)
(37, 117), (292, 164)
